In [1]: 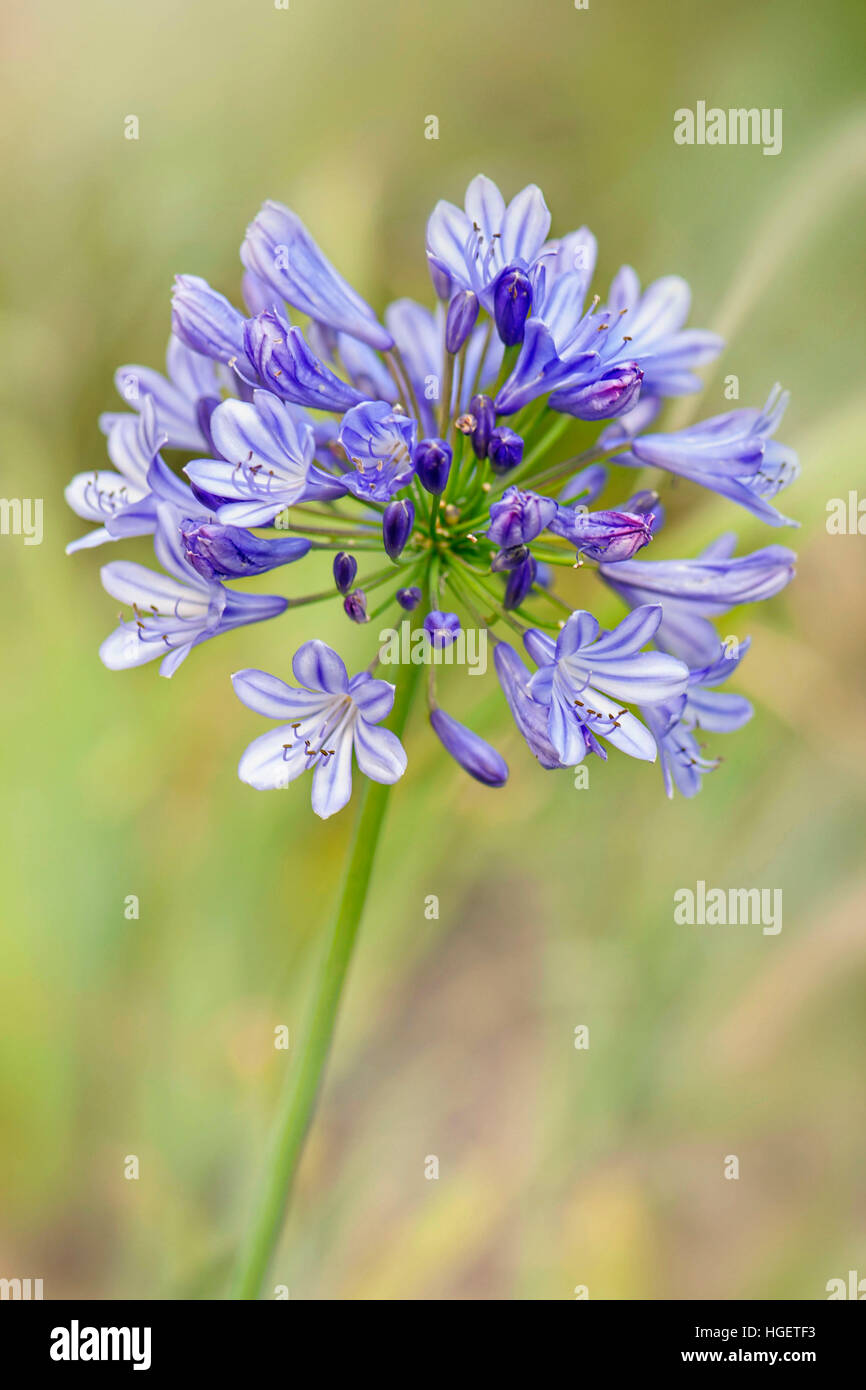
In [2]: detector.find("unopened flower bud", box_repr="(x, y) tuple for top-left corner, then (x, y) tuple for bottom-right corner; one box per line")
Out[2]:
(468, 394), (496, 459)
(382, 498), (415, 561)
(429, 708), (508, 787)
(488, 426), (524, 474)
(445, 290), (479, 354)
(397, 586), (422, 611)
(343, 589), (368, 623)
(493, 266), (532, 346)
(333, 551), (358, 594)
(413, 438), (453, 496)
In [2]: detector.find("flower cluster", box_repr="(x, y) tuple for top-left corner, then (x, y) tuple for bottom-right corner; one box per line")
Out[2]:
(67, 175), (798, 816)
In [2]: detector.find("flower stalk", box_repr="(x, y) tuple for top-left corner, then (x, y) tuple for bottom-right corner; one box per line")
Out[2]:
(231, 658), (422, 1300)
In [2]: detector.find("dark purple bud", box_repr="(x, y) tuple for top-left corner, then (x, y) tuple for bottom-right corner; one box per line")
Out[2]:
(333, 551), (358, 594)
(423, 609), (461, 648)
(493, 266), (533, 346)
(488, 426), (524, 474)
(343, 589), (368, 623)
(413, 438), (453, 495)
(504, 555), (537, 610)
(487, 487), (556, 548)
(491, 544), (529, 573)
(397, 585), (423, 611)
(445, 290), (480, 354)
(549, 364), (644, 420)
(468, 394), (496, 459)
(429, 708), (509, 787)
(180, 519), (311, 581)
(548, 507), (655, 562)
(171, 275), (248, 364)
(382, 498), (415, 561)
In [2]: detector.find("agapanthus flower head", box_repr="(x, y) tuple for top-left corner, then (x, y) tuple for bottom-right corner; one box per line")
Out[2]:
(68, 174), (799, 815)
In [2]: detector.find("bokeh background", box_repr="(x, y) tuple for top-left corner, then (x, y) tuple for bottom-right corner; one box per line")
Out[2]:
(2, 0), (865, 1300)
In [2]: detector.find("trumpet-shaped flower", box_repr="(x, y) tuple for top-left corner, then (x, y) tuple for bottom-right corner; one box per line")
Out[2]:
(241, 201), (393, 351)
(523, 606), (689, 764)
(619, 385), (799, 525)
(426, 174), (551, 309)
(232, 642), (407, 819)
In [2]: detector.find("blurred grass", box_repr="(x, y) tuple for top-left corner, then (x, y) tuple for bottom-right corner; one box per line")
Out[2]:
(1, 0), (865, 1299)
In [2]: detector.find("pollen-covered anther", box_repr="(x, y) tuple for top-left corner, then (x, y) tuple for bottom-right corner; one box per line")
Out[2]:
(455, 413), (477, 434)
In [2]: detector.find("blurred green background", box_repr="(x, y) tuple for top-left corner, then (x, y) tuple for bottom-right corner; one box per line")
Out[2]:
(2, 0), (865, 1300)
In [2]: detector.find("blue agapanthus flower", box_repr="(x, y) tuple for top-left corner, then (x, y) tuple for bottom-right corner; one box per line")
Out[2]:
(67, 174), (799, 814)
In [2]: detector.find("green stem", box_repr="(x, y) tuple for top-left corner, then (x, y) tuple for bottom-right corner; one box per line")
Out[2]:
(230, 662), (422, 1300)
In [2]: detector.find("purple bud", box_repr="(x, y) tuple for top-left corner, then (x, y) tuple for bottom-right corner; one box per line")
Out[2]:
(413, 438), (453, 495)
(423, 609), (461, 648)
(445, 290), (480, 354)
(382, 498), (415, 561)
(171, 275), (247, 364)
(488, 426), (524, 474)
(397, 585), (423, 611)
(429, 708), (508, 787)
(493, 266), (533, 347)
(343, 589), (368, 623)
(548, 507), (655, 562)
(333, 551), (358, 594)
(549, 364), (644, 420)
(468, 394), (496, 459)
(487, 487), (556, 548)
(504, 555), (536, 610)
(180, 520), (311, 581)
